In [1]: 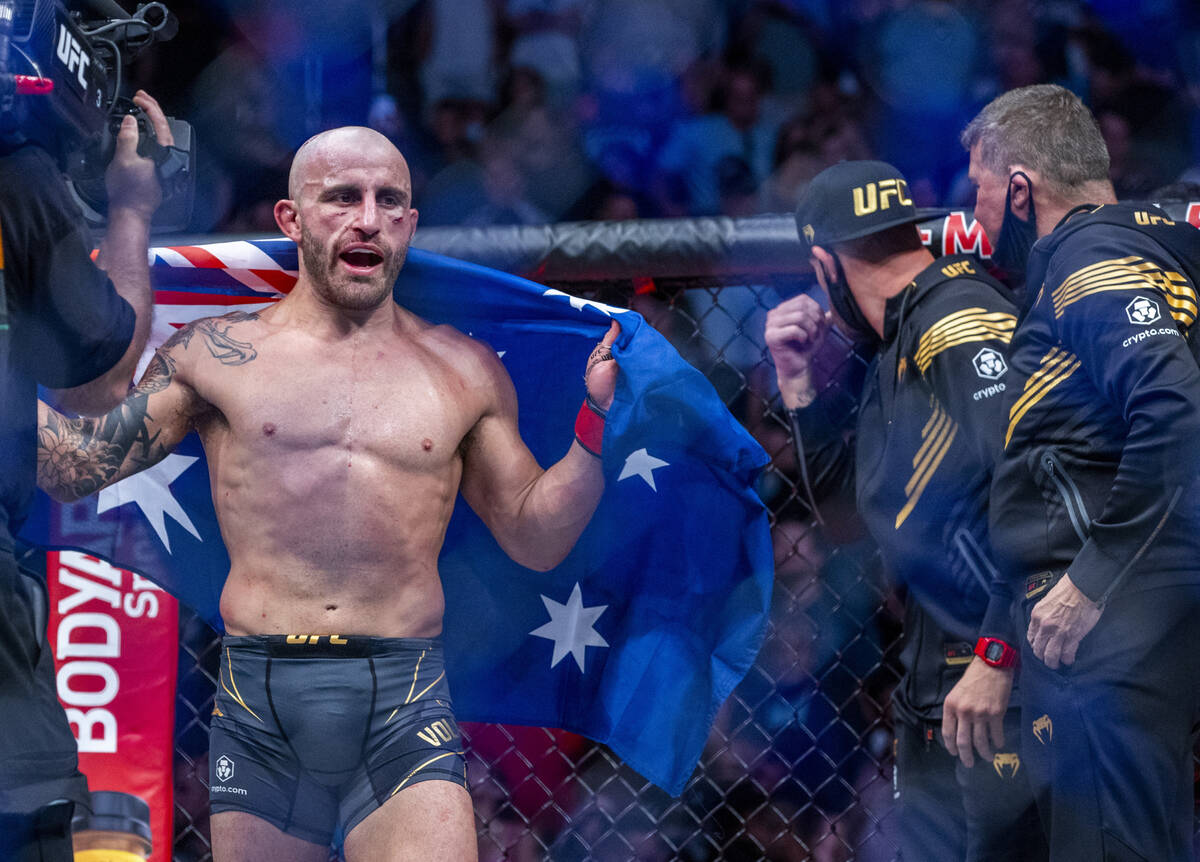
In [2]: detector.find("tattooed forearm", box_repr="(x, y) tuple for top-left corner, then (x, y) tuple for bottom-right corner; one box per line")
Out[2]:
(37, 413), (125, 500)
(36, 391), (170, 501)
(37, 313), (210, 500)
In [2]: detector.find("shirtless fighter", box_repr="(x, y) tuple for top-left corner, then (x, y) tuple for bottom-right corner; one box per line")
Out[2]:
(35, 126), (618, 861)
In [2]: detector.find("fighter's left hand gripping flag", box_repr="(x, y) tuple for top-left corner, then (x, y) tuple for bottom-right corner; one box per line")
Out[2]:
(21, 238), (775, 795)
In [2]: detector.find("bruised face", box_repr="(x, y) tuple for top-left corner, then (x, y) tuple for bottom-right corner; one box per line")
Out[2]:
(284, 129), (418, 311)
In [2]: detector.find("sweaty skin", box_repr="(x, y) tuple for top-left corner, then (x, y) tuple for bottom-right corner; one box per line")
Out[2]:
(36, 126), (617, 640)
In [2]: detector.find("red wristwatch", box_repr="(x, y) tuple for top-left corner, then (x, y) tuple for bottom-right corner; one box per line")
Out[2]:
(974, 637), (1018, 668)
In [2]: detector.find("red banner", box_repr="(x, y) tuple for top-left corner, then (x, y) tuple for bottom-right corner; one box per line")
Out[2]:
(47, 551), (178, 862)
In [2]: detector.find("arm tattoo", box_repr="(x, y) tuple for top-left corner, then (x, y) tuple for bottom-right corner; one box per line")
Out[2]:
(191, 311), (260, 365)
(37, 311), (253, 498)
(37, 388), (169, 499)
(139, 350), (175, 395)
(37, 327), (195, 498)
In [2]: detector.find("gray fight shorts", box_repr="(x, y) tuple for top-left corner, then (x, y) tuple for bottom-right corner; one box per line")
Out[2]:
(209, 635), (467, 847)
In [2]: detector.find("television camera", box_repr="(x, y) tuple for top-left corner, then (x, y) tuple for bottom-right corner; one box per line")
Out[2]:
(0, 0), (195, 231)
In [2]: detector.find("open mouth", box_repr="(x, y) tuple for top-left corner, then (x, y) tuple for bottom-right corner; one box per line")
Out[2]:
(339, 248), (384, 273)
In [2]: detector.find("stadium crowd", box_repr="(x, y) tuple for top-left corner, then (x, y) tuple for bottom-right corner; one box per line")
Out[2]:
(134, 0), (1200, 234)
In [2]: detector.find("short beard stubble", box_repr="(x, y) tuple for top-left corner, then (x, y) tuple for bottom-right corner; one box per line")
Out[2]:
(298, 227), (409, 312)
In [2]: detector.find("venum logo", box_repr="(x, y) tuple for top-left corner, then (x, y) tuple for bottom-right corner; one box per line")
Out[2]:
(1126, 295), (1161, 326)
(1032, 714), (1053, 745)
(973, 347), (1008, 380)
(55, 25), (90, 90)
(215, 754), (235, 783)
(993, 752), (1021, 779)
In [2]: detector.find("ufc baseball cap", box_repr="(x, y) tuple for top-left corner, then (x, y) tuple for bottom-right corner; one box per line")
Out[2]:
(795, 160), (920, 251)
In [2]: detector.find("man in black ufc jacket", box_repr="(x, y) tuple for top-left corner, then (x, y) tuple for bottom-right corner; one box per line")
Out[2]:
(766, 161), (1044, 861)
(964, 83), (1200, 861)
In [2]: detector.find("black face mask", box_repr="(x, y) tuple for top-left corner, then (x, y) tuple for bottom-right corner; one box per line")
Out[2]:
(823, 253), (876, 342)
(990, 170), (1038, 286)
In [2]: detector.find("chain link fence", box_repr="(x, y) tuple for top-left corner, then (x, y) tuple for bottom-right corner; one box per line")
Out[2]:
(169, 276), (910, 861)
(168, 276), (1200, 861)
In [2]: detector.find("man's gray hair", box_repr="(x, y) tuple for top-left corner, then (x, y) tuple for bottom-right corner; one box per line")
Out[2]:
(961, 84), (1110, 195)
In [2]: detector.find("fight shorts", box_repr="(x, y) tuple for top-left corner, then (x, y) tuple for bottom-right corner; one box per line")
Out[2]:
(209, 635), (468, 847)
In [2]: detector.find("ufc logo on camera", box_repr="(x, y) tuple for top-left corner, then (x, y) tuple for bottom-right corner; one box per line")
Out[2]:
(55, 23), (90, 90)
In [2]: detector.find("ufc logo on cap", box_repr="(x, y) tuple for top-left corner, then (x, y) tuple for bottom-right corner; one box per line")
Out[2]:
(852, 179), (912, 216)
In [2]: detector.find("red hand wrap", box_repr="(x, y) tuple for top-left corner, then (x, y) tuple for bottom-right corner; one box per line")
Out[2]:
(574, 397), (607, 457)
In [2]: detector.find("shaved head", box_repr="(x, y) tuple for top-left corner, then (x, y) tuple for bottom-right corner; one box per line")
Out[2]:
(276, 125), (419, 312)
(288, 126), (411, 202)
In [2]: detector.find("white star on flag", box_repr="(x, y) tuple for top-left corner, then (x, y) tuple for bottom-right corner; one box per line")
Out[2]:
(97, 453), (202, 553)
(467, 331), (506, 359)
(618, 448), (670, 491)
(542, 288), (625, 317)
(529, 582), (609, 672)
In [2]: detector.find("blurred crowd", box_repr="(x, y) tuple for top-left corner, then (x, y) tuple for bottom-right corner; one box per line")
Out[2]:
(133, 0), (1200, 236)
(146, 1), (1200, 859)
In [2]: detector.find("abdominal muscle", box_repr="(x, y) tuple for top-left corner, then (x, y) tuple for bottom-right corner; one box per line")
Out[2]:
(209, 431), (464, 638)
(218, 564), (448, 638)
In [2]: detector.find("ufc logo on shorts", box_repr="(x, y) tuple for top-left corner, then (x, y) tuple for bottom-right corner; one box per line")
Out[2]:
(285, 634), (350, 645)
(1126, 295), (1161, 325)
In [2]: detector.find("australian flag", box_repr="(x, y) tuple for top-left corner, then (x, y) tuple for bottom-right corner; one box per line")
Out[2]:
(22, 238), (774, 795)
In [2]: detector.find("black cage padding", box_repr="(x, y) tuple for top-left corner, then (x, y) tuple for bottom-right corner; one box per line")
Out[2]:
(181, 201), (1199, 290)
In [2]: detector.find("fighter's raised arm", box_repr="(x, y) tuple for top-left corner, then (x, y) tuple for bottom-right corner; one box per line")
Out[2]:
(35, 314), (222, 502)
(458, 320), (618, 572)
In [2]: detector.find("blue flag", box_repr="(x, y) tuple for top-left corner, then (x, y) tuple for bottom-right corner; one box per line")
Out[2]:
(22, 238), (773, 795)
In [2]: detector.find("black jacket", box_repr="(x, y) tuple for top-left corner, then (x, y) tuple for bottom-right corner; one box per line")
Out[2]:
(0, 144), (134, 549)
(0, 144), (132, 808)
(990, 203), (1200, 604)
(794, 254), (1017, 720)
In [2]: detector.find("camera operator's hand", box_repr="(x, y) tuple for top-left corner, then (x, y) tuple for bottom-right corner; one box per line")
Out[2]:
(64, 89), (173, 415)
(105, 90), (173, 220)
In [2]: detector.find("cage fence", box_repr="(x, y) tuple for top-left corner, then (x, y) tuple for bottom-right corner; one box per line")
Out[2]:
(168, 276), (1200, 862)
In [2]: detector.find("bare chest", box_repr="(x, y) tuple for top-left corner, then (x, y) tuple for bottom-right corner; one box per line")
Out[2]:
(193, 342), (479, 469)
